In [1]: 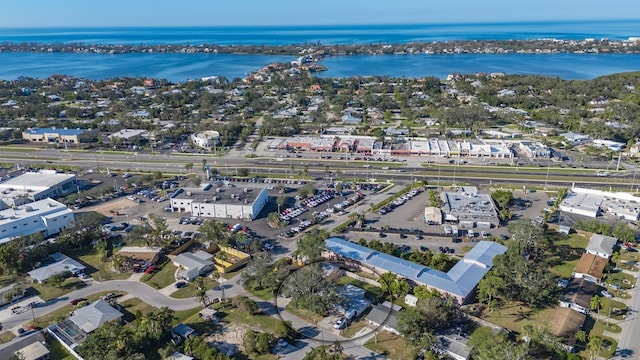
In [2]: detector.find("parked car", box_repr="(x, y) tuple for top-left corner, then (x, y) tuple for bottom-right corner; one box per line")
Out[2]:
(600, 290), (614, 298)
(334, 318), (347, 330)
(277, 338), (289, 348)
(70, 298), (87, 305)
(77, 272), (90, 279)
(102, 293), (119, 300)
(174, 281), (187, 289)
(145, 265), (157, 274)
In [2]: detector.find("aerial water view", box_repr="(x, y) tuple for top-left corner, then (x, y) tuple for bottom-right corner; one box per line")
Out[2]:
(1, 1), (640, 359)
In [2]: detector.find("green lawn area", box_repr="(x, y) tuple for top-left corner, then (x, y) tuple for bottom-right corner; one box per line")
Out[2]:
(218, 302), (284, 335)
(119, 297), (155, 323)
(600, 298), (628, 320)
(285, 304), (324, 324)
(67, 248), (130, 281)
(31, 277), (87, 301)
(481, 301), (559, 334)
(170, 277), (218, 299)
(549, 234), (589, 278)
(244, 285), (275, 301)
(365, 331), (416, 359)
(605, 271), (637, 290)
(341, 317), (368, 338)
(141, 259), (176, 289)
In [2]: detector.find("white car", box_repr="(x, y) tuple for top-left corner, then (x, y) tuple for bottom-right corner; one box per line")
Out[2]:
(601, 290), (614, 298)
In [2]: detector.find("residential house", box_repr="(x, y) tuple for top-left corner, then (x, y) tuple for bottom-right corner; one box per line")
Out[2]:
(68, 299), (123, 333)
(0, 331), (49, 360)
(586, 234), (617, 259)
(559, 278), (599, 314)
(434, 330), (471, 360)
(28, 253), (85, 284)
(573, 253), (607, 284)
(173, 251), (215, 281)
(172, 323), (197, 340)
(336, 284), (371, 319)
(550, 308), (586, 352)
(118, 246), (163, 265)
(167, 352), (194, 360)
(365, 302), (401, 335)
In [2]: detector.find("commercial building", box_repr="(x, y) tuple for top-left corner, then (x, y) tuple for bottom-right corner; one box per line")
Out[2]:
(440, 187), (500, 227)
(107, 129), (149, 143)
(519, 141), (551, 159)
(0, 198), (75, 244)
(22, 127), (97, 144)
(170, 183), (268, 220)
(559, 187), (640, 221)
(191, 131), (220, 149)
(324, 237), (506, 304)
(0, 170), (77, 210)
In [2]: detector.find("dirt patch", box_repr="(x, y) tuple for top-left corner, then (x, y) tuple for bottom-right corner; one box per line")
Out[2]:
(83, 198), (137, 216)
(207, 323), (246, 348)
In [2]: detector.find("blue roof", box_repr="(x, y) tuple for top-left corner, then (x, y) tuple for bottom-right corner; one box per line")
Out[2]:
(26, 128), (86, 136)
(325, 237), (506, 301)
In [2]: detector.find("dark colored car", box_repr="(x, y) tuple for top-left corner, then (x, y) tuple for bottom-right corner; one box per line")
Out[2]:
(70, 298), (87, 305)
(175, 281), (187, 289)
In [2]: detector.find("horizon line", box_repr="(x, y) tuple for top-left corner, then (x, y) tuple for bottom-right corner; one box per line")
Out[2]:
(0, 18), (639, 30)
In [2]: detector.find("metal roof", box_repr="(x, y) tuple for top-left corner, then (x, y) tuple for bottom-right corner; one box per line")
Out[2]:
(27, 252), (85, 282)
(325, 237), (506, 301)
(25, 127), (86, 136)
(69, 299), (123, 333)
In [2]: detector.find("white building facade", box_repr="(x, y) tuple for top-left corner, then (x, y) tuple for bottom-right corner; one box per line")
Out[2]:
(0, 198), (74, 244)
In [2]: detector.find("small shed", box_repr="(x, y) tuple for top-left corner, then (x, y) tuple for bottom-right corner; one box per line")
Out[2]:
(559, 225), (571, 235)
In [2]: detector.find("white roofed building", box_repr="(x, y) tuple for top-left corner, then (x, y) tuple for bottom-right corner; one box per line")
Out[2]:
(0, 198), (74, 244)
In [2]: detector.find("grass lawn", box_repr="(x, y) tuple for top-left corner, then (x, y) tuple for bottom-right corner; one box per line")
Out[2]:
(46, 333), (75, 360)
(341, 318), (368, 338)
(285, 304), (324, 324)
(549, 234), (589, 279)
(119, 297), (155, 323)
(600, 298), (628, 320)
(482, 301), (559, 334)
(142, 259), (176, 289)
(365, 331), (416, 360)
(170, 277), (218, 299)
(605, 271), (637, 290)
(592, 319), (622, 334)
(0, 331), (16, 343)
(245, 285), (275, 301)
(173, 307), (202, 324)
(31, 277), (87, 301)
(219, 303), (284, 335)
(67, 248), (130, 281)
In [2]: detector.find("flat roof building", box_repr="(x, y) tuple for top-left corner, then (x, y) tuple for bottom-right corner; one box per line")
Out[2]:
(191, 131), (220, 149)
(559, 187), (640, 221)
(22, 127), (96, 144)
(170, 182), (268, 220)
(441, 187), (500, 227)
(0, 170), (77, 209)
(0, 198), (74, 244)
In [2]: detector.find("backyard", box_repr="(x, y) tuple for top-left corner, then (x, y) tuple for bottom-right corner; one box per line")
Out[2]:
(365, 331), (416, 360)
(67, 248), (130, 281)
(549, 233), (589, 279)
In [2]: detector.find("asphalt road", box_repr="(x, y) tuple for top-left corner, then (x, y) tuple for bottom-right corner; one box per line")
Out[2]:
(613, 273), (640, 360)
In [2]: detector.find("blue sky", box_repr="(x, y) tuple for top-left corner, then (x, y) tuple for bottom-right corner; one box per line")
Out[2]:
(1, 0), (638, 27)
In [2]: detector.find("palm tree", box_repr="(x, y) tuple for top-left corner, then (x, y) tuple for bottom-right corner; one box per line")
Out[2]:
(194, 277), (209, 308)
(590, 295), (602, 315)
(201, 159), (208, 177)
(184, 162), (193, 173)
(211, 270), (225, 301)
(588, 335), (603, 360)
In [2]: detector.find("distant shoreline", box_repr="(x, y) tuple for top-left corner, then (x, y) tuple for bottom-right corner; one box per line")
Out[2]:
(1, 38), (640, 57)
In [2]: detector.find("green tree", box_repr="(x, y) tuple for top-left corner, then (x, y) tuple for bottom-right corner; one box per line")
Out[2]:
(588, 335), (603, 360)
(491, 189), (514, 209)
(469, 327), (532, 360)
(295, 229), (329, 263)
(194, 277), (209, 308)
(0, 243), (21, 276)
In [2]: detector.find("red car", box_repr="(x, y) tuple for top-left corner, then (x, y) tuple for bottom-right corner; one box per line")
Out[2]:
(145, 265), (156, 274)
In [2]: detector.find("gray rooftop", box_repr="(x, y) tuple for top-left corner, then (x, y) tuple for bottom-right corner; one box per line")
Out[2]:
(0, 170), (75, 191)
(172, 183), (266, 205)
(28, 252), (85, 282)
(365, 302), (400, 330)
(69, 299), (123, 333)
(0, 331), (46, 360)
(587, 234), (617, 257)
(441, 187), (499, 224)
(173, 251), (213, 270)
